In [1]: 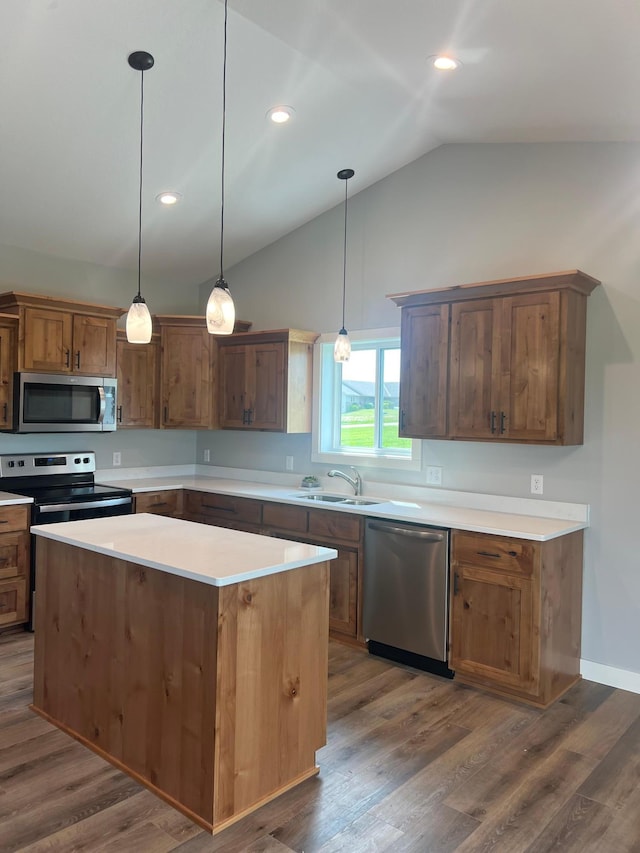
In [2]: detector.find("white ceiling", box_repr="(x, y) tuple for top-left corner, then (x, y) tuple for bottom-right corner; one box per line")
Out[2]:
(2, 0), (640, 287)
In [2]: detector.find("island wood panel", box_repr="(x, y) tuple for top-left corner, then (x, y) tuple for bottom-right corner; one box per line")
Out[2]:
(31, 537), (330, 834)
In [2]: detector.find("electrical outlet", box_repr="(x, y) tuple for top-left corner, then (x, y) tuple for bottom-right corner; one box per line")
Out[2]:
(203, 449), (211, 462)
(530, 473), (544, 495)
(285, 455), (294, 471)
(426, 466), (443, 486)
(112, 451), (121, 467)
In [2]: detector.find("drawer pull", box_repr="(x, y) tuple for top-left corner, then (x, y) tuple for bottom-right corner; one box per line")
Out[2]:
(203, 504), (235, 514)
(151, 501), (167, 507)
(477, 550), (501, 559)
(0, 520), (8, 525)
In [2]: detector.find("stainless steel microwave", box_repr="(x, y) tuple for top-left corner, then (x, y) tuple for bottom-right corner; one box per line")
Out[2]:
(10, 372), (118, 433)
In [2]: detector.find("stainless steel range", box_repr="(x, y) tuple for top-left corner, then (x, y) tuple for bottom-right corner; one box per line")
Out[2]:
(0, 451), (133, 629)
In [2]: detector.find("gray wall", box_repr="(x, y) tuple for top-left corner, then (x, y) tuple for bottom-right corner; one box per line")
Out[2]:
(0, 243), (199, 466)
(199, 142), (640, 677)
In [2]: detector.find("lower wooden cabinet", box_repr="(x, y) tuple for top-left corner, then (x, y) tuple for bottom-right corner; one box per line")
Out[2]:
(184, 490), (263, 531)
(134, 489), (183, 517)
(0, 505), (30, 629)
(449, 529), (583, 707)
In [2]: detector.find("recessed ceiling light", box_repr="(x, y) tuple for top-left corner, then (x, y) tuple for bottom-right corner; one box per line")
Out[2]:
(267, 105), (294, 124)
(156, 191), (182, 205)
(432, 55), (460, 71)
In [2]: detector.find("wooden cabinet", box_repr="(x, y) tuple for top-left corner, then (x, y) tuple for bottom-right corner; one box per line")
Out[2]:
(0, 293), (123, 377)
(218, 329), (318, 432)
(184, 490), (263, 531)
(0, 315), (18, 429)
(449, 529), (583, 707)
(398, 304), (449, 438)
(116, 330), (159, 428)
(156, 317), (216, 430)
(390, 270), (600, 445)
(134, 489), (183, 517)
(0, 505), (30, 629)
(262, 502), (363, 642)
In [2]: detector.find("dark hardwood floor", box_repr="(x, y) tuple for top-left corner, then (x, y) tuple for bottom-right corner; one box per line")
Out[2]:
(1, 630), (639, 852)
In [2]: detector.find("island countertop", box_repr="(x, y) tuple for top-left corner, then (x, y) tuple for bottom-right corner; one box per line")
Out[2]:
(31, 512), (337, 587)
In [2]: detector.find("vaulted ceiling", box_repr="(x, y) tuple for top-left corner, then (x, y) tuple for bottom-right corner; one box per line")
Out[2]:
(2, 0), (638, 285)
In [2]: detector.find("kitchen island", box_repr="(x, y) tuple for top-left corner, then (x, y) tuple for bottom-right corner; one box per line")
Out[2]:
(30, 513), (336, 834)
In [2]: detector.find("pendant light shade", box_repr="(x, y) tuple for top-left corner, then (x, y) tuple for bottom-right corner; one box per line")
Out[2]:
(334, 168), (354, 362)
(206, 0), (236, 335)
(125, 50), (154, 344)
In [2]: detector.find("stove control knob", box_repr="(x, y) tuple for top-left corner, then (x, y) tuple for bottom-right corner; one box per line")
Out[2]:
(17, 460), (25, 467)
(7, 461), (15, 468)
(74, 457), (81, 464)
(83, 457), (90, 463)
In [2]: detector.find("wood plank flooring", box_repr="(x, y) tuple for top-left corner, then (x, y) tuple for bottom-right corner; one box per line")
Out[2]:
(1, 630), (639, 852)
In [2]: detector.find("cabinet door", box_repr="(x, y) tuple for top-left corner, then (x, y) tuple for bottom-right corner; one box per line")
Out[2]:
(250, 342), (285, 430)
(328, 546), (358, 638)
(161, 327), (212, 428)
(449, 299), (500, 439)
(500, 292), (560, 442)
(0, 532), (29, 580)
(399, 304), (449, 438)
(218, 345), (248, 428)
(0, 321), (16, 428)
(23, 307), (73, 372)
(72, 315), (117, 376)
(116, 337), (158, 428)
(450, 564), (538, 694)
(0, 577), (27, 627)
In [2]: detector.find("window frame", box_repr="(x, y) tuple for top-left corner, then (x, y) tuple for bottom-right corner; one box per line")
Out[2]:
(311, 328), (421, 471)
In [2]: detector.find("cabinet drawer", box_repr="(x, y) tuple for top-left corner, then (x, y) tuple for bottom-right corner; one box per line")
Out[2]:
(0, 505), (30, 533)
(452, 531), (536, 575)
(308, 509), (362, 543)
(0, 532), (29, 580)
(198, 493), (263, 526)
(135, 490), (182, 517)
(0, 577), (27, 626)
(262, 503), (308, 534)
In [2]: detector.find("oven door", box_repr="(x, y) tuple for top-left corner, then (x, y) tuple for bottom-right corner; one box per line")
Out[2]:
(28, 496), (132, 630)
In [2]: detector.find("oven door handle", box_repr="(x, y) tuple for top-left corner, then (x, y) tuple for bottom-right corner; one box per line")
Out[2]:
(36, 497), (132, 514)
(97, 386), (106, 423)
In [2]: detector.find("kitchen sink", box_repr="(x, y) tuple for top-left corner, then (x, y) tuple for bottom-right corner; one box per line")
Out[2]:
(290, 493), (382, 506)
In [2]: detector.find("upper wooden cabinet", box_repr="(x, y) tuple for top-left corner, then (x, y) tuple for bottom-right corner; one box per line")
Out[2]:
(390, 270), (600, 445)
(0, 315), (18, 429)
(155, 315), (252, 430)
(116, 330), (159, 429)
(0, 292), (124, 377)
(217, 329), (318, 432)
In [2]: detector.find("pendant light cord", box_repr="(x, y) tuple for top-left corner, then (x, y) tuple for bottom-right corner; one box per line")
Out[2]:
(341, 176), (349, 330)
(219, 0), (228, 282)
(137, 68), (145, 301)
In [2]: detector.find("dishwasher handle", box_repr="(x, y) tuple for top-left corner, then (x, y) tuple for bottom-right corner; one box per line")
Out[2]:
(367, 521), (444, 542)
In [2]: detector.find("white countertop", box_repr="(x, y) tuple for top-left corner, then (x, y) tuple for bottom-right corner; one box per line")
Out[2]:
(0, 491), (32, 506)
(31, 513), (337, 587)
(102, 473), (587, 541)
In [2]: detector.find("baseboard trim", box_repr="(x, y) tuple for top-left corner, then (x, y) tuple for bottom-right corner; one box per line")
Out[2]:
(581, 659), (640, 694)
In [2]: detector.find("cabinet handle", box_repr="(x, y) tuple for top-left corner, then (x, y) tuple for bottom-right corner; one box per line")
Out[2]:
(2, 402), (7, 423)
(0, 519), (8, 525)
(151, 501), (167, 507)
(65, 349), (70, 368)
(242, 408), (248, 425)
(117, 405), (122, 423)
(203, 503), (236, 514)
(490, 411), (497, 433)
(477, 550), (501, 559)
(400, 409), (406, 431)
(247, 408), (253, 425)
(75, 351), (81, 369)
(453, 572), (460, 595)
(163, 406), (168, 422)
(500, 411), (506, 434)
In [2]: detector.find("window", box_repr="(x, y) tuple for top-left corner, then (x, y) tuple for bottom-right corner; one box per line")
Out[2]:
(312, 329), (421, 470)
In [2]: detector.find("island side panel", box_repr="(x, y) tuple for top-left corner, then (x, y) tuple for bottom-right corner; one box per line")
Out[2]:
(213, 561), (330, 828)
(32, 538), (219, 827)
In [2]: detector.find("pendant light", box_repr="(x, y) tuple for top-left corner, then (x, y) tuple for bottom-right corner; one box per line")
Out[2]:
(125, 51), (154, 344)
(206, 0), (236, 335)
(334, 168), (354, 362)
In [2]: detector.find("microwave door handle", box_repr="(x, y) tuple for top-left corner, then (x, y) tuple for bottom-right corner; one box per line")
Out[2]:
(97, 386), (106, 423)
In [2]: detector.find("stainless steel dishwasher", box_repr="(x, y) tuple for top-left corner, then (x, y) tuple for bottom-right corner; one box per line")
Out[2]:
(363, 518), (453, 678)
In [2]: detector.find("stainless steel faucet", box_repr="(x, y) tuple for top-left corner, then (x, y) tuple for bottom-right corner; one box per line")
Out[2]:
(328, 466), (362, 496)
